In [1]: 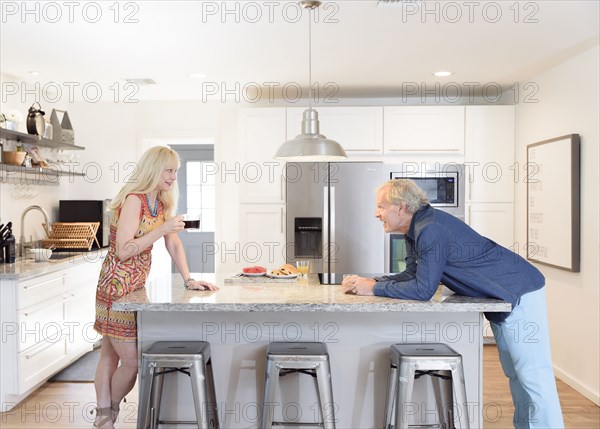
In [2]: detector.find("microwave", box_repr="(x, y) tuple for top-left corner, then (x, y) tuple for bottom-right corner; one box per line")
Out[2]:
(59, 200), (111, 248)
(390, 164), (464, 209)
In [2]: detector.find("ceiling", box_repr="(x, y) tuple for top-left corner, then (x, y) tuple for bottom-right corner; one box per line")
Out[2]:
(1, 0), (599, 102)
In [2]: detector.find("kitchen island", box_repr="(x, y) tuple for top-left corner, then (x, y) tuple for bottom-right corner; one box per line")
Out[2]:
(114, 274), (510, 428)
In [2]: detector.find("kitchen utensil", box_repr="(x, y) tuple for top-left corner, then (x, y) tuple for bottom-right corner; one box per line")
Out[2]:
(3, 151), (26, 166)
(26, 102), (46, 136)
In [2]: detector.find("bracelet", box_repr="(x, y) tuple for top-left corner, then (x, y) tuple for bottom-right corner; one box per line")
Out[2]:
(184, 277), (195, 289)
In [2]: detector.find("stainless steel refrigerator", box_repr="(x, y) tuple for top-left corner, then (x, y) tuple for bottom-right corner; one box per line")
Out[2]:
(285, 162), (386, 277)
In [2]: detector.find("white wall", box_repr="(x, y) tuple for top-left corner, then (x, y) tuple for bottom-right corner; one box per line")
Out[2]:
(516, 44), (600, 405)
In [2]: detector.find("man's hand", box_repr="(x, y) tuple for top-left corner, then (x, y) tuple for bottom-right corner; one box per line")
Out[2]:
(342, 275), (376, 296)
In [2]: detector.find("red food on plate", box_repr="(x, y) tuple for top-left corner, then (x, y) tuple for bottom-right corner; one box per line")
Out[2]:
(242, 266), (267, 274)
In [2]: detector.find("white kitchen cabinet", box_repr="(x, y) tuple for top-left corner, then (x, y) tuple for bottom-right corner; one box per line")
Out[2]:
(383, 106), (465, 154)
(465, 106), (516, 203)
(0, 258), (102, 408)
(64, 263), (101, 356)
(287, 106), (384, 154)
(239, 204), (286, 268)
(238, 108), (287, 203)
(467, 202), (515, 250)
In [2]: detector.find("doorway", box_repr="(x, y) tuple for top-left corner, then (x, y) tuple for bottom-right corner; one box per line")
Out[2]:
(171, 144), (215, 273)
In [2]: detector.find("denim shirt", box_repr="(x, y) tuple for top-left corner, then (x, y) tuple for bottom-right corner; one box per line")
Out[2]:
(373, 205), (545, 323)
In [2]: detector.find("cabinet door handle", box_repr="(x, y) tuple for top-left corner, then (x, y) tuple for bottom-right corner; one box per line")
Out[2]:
(387, 148), (461, 152)
(467, 205), (472, 224)
(280, 207), (284, 234)
(468, 172), (472, 201)
(25, 340), (58, 360)
(22, 276), (63, 290)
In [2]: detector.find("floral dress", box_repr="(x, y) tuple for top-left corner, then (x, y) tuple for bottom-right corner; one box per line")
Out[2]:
(93, 194), (164, 340)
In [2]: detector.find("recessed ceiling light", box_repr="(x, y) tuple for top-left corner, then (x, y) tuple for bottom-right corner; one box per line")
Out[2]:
(189, 73), (207, 79)
(29, 71), (40, 76)
(434, 71), (453, 77)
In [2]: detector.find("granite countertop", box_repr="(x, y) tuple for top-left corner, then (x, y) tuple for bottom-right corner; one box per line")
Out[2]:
(0, 248), (108, 281)
(113, 274), (511, 313)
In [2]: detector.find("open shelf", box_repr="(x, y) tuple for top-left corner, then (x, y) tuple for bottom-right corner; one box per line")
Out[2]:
(0, 163), (85, 177)
(0, 128), (85, 150)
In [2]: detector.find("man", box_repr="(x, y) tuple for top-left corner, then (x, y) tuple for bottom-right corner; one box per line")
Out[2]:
(342, 179), (564, 429)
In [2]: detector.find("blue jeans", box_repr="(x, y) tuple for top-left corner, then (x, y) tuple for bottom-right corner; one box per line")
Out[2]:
(490, 287), (564, 429)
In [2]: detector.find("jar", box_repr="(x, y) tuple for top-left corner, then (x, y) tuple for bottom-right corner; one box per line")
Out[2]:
(43, 121), (53, 139)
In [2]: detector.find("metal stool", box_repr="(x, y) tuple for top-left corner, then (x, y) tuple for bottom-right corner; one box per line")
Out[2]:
(261, 342), (336, 429)
(138, 341), (219, 429)
(383, 343), (469, 429)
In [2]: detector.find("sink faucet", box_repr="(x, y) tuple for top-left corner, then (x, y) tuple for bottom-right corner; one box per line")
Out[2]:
(19, 205), (52, 256)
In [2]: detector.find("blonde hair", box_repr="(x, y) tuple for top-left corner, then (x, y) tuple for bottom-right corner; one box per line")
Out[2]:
(110, 146), (180, 220)
(378, 179), (429, 213)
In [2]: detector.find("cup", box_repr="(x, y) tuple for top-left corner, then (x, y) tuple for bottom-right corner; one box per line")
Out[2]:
(296, 260), (310, 279)
(183, 213), (200, 230)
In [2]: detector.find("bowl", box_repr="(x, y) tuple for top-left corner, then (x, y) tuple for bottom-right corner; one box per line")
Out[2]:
(3, 151), (26, 166)
(30, 248), (53, 262)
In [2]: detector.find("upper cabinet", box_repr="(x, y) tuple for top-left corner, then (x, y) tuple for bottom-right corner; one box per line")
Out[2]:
(464, 106), (515, 202)
(383, 106), (465, 154)
(238, 108), (287, 203)
(287, 107), (383, 154)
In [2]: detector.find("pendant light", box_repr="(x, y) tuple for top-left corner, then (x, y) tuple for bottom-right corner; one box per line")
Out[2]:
(274, 0), (347, 161)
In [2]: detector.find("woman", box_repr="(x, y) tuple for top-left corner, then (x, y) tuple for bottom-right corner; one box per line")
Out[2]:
(92, 146), (218, 428)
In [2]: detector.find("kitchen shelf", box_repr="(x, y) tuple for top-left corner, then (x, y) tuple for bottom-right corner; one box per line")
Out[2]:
(0, 128), (84, 150)
(0, 163), (84, 177)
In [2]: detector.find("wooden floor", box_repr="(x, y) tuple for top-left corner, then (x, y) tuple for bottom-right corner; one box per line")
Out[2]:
(1, 345), (598, 428)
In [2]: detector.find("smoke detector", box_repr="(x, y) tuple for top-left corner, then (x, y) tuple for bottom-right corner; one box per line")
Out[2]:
(377, 0), (424, 7)
(124, 78), (157, 86)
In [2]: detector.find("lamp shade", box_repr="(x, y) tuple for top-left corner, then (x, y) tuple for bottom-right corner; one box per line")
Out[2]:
(274, 108), (347, 161)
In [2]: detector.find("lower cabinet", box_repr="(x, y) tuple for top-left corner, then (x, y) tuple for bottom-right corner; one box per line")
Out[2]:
(0, 258), (102, 408)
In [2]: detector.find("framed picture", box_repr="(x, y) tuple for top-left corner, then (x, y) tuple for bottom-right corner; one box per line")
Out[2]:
(527, 134), (580, 272)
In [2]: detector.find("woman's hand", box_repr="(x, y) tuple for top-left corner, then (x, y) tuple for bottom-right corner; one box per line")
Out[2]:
(161, 215), (185, 235)
(186, 280), (220, 291)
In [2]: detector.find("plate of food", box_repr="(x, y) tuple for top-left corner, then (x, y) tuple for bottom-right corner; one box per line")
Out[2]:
(242, 266), (267, 276)
(267, 264), (299, 279)
(266, 273), (299, 279)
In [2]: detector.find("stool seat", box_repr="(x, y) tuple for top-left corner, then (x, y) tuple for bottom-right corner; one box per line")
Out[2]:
(384, 343), (469, 429)
(139, 341), (219, 429)
(261, 342), (335, 429)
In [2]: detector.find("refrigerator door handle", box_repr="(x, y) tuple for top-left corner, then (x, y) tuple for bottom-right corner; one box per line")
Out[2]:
(323, 186), (329, 275)
(330, 186), (336, 274)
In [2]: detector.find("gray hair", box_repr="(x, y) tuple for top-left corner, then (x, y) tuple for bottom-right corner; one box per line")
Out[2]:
(378, 179), (429, 213)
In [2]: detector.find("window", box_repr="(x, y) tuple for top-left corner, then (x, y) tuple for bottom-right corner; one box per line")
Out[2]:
(185, 161), (215, 232)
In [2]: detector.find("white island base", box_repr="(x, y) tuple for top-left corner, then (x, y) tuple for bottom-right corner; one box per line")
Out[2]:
(135, 312), (499, 426)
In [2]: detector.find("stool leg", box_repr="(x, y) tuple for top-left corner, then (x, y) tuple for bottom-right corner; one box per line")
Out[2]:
(430, 373), (449, 429)
(150, 371), (165, 429)
(205, 359), (220, 428)
(383, 364), (398, 429)
(190, 362), (210, 429)
(138, 360), (156, 429)
(315, 361), (336, 429)
(260, 360), (279, 429)
(450, 362), (469, 429)
(395, 363), (416, 429)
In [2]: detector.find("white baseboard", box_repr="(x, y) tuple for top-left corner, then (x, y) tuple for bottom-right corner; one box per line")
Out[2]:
(553, 366), (600, 406)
